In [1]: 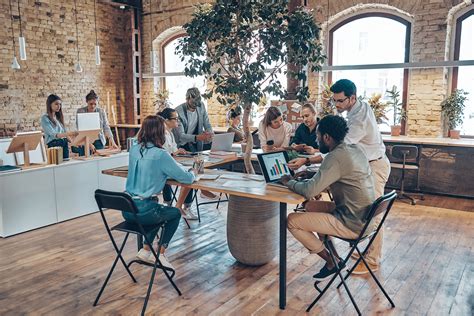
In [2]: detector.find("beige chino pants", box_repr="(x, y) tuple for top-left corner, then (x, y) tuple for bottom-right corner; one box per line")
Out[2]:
(287, 201), (358, 254)
(365, 155), (391, 265)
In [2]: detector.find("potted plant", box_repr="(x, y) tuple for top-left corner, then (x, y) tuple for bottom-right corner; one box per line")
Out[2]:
(441, 89), (468, 139)
(177, 0), (325, 265)
(367, 93), (388, 125)
(385, 85), (406, 136)
(318, 83), (335, 117)
(153, 89), (171, 113)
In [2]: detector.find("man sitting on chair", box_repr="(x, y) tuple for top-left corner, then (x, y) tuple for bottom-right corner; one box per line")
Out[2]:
(281, 115), (375, 281)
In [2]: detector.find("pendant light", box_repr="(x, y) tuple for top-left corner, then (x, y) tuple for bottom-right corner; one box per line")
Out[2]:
(93, 0), (101, 65)
(149, 0), (154, 72)
(17, 0), (27, 60)
(9, 0), (20, 70)
(73, 0), (83, 73)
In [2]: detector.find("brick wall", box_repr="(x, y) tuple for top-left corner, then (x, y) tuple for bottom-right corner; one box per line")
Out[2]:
(140, 0), (469, 136)
(0, 0), (133, 134)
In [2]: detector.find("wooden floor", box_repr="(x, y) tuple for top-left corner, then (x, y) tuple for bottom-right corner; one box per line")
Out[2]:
(0, 196), (473, 315)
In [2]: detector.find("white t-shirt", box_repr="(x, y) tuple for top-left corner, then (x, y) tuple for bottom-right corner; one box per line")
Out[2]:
(163, 130), (178, 154)
(186, 110), (198, 135)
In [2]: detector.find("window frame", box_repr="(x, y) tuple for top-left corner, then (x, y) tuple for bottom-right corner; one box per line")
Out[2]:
(451, 9), (474, 138)
(328, 13), (411, 134)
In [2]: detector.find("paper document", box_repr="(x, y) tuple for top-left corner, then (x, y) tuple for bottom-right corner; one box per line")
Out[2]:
(78, 113), (100, 131)
(221, 180), (263, 188)
(196, 174), (220, 181)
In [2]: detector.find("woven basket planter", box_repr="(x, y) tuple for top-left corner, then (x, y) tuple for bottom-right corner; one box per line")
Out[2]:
(227, 195), (279, 266)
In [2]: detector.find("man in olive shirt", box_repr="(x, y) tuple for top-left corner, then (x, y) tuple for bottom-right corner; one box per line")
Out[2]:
(281, 115), (375, 281)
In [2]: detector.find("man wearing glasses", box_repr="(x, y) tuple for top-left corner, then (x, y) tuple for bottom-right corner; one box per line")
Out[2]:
(288, 79), (389, 275)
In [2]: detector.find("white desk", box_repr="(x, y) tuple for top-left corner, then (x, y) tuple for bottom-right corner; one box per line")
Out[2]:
(0, 152), (128, 237)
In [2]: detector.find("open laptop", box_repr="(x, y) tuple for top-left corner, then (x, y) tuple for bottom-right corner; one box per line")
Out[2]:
(210, 132), (235, 152)
(257, 151), (294, 188)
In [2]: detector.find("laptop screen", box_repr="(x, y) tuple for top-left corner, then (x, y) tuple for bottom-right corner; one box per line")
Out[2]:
(257, 151), (293, 183)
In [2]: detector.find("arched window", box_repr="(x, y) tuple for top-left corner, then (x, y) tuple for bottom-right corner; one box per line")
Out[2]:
(329, 13), (410, 133)
(452, 9), (474, 136)
(161, 35), (207, 108)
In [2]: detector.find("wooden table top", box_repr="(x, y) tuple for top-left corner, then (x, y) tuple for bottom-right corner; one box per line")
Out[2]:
(102, 167), (305, 205)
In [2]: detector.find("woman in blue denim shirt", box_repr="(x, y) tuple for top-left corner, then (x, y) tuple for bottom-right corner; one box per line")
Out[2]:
(125, 115), (196, 269)
(40, 94), (78, 159)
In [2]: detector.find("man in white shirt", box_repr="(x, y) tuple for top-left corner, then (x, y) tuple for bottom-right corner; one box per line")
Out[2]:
(330, 79), (391, 274)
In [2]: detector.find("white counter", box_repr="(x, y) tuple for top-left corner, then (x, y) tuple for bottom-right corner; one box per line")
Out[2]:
(0, 153), (128, 237)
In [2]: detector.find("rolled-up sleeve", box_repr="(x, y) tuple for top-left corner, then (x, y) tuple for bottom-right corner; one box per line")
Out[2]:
(286, 156), (341, 200)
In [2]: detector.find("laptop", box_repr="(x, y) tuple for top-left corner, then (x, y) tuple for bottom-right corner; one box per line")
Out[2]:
(210, 132), (235, 152)
(257, 151), (294, 188)
(77, 112), (100, 131)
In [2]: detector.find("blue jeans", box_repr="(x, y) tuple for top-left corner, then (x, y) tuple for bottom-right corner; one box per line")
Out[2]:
(122, 198), (181, 248)
(71, 139), (103, 156)
(47, 138), (69, 159)
(163, 184), (194, 204)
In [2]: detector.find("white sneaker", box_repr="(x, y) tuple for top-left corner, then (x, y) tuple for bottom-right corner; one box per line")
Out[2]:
(152, 253), (175, 270)
(136, 248), (151, 262)
(163, 200), (172, 207)
(182, 205), (198, 220)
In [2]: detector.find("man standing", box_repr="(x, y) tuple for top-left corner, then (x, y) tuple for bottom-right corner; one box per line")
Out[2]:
(281, 115), (375, 280)
(330, 79), (391, 274)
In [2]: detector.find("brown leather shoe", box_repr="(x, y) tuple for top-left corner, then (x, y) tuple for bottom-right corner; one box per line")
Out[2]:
(351, 261), (379, 275)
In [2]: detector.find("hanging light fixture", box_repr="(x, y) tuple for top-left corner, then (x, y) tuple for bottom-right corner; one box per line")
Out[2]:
(149, 0), (154, 72)
(73, 0), (83, 73)
(17, 0), (27, 60)
(9, 0), (20, 70)
(93, 0), (101, 65)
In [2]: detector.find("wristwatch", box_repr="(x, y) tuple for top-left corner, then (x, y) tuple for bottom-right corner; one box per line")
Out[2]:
(305, 157), (311, 166)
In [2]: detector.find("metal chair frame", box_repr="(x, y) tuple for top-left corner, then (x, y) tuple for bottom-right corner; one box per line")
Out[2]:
(306, 191), (398, 315)
(93, 189), (181, 316)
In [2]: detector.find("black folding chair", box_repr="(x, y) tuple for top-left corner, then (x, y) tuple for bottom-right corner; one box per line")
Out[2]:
(306, 190), (397, 315)
(93, 189), (182, 316)
(390, 145), (424, 205)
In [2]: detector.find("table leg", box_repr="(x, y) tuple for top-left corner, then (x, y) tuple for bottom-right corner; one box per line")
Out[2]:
(279, 202), (287, 309)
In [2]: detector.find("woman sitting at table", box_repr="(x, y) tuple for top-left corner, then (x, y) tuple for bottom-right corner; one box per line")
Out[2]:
(258, 106), (292, 152)
(125, 115), (196, 268)
(40, 94), (78, 159)
(290, 103), (319, 154)
(75, 90), (119, 155)
(227, 106), (245, 143)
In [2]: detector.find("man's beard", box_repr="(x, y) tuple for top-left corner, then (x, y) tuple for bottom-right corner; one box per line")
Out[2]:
(318, 140), (329, 154)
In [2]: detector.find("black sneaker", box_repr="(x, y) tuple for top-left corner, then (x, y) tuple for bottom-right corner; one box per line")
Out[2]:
(313, 260), (346, 281)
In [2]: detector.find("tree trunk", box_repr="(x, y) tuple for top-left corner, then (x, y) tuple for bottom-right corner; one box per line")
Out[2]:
(242, 102), (255, 174)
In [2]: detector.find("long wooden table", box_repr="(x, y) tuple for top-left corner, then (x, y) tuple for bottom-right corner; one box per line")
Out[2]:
(102, 166), (305, 310)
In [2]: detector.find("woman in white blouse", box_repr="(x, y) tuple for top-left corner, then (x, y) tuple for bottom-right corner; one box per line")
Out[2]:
(258, 106), (292, 152)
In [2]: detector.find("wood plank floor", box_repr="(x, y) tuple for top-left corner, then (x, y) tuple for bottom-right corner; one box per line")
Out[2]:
(0, 195), (473, 315)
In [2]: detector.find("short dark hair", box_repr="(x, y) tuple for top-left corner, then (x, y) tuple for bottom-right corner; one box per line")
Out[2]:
(229, 106), (242, 119)
(137, 115), (166, 148)
(330, 79), (357, 98)
(263, 106), (282, 126)
(317, 115), (348, 143)
(158, 107), (176, 120)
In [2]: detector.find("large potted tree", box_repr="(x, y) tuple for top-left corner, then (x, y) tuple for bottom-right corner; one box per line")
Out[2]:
(177, 0), (325, 265)
(441, 89), (468, 139)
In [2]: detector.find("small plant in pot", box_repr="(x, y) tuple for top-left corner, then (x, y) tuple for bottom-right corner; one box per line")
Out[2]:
(386, 85), (406, 136)
(441, 89), (468, 139)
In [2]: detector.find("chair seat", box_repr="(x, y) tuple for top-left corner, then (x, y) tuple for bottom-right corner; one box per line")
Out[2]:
(111, 221), (161, 235)
(333, 230), (375, 244)
(390, 163), (419, 170)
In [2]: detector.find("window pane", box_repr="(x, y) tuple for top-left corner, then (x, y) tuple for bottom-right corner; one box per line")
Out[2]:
(458, 14), (474, 135)
(332, 17), (407, 132)
(163, 37), (206, 108)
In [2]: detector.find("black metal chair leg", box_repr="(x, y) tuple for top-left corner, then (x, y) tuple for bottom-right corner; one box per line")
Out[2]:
(359, 255), (395, 307)
(94, 233), (136, 306)
(193, 191), (201, 222)
(141, 261), (158, 315)
(306, 270), (340, 312)
(326, 240), (361, 315)
(216, 192), (223, 209)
